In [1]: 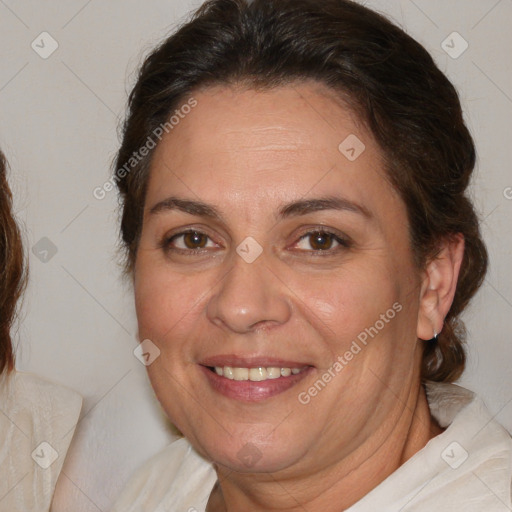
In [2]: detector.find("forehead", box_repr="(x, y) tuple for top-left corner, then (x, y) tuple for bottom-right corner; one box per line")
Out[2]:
(146, 82), (397, 214)
(158, 83), (369, 153)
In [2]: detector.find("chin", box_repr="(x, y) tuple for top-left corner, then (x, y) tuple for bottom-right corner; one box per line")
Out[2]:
(207, 440), (305, 474)
(181, 419), (309, 474)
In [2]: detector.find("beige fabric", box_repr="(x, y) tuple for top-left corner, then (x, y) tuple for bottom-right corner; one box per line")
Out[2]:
(0, 371), (82, 512)
(110, 381), (512, 512)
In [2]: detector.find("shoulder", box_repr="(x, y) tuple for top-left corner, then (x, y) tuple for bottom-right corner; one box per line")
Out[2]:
(425, 380), (512, 465)
(424, 381), (512, 509)
(1, 370), (82, 435)
(350, 382), (512, 511)
(0, 371), (83, 511)
(1, 371), (82, 429)
(111, 437), (217, 512)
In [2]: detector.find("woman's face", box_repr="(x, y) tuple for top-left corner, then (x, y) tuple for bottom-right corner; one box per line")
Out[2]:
(134, 82), (425, 475)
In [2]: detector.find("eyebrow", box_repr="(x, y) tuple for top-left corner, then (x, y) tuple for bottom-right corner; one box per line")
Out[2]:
(149, 197), (222, 219)
(148, 195), (371, 220)
(279, 196), (371, 219)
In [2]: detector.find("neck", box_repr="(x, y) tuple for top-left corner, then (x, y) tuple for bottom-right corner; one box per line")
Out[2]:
(207, 382), (442, 512)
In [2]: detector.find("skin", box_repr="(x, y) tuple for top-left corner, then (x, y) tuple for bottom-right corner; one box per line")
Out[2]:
(134, 81), (464, 511)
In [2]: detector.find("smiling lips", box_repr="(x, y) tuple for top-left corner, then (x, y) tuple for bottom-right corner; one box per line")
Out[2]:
(200, 356), (313, 401)
(213, 366), (304, 381)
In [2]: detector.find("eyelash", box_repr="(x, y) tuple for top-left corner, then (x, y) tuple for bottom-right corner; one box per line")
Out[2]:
(161, 229), (220, 256)
(292, 230), (351, 255)
(161, 228), (351, 256)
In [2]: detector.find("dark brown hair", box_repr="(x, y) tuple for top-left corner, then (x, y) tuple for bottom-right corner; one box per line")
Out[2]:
(114, 0), (487, 382)
(0, 150), (25, 375)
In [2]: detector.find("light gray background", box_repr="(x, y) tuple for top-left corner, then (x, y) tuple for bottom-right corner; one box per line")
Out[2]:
(0, 0), (511, 510)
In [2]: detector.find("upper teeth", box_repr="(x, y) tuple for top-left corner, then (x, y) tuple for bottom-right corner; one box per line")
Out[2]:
(214, 366), (302, 381)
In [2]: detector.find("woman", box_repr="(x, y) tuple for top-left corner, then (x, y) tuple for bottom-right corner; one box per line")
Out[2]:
(0, 149), (82, 512)
(111, 0), (511, 510)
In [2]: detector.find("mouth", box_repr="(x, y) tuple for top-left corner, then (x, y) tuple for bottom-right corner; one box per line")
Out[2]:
(199, 356), (314, 402)
(208, 365), (307, 381)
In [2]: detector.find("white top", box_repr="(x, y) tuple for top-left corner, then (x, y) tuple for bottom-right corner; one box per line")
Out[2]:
(0, 371), (82, 512)
(111, 381), (512, 512)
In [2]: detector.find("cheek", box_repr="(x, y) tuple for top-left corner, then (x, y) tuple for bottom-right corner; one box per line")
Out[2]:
(295, 263), (401, 345)
(134, 259), (209, 341)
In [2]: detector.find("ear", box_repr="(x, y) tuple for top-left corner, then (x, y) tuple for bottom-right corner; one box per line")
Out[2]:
(417, 234), (465, 341)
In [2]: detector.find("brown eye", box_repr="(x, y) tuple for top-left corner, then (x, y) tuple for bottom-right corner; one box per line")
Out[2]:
(166, 230), (217, 252)
(182, 231), (208, 249)
(293, 230), (348, 253)
(308, 231), (335, 250)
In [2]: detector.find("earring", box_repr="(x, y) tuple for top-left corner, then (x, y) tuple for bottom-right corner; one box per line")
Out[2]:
(429, 329), (439, 343)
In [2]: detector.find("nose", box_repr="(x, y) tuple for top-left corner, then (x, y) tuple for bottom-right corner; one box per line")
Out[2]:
(206, 251), (292, 333)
